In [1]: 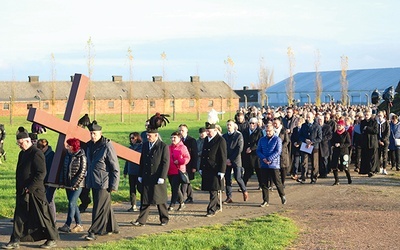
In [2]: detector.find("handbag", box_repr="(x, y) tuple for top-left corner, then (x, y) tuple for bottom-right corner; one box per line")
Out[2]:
(395, 138), (400, 147)
(179, 170), (190, 184)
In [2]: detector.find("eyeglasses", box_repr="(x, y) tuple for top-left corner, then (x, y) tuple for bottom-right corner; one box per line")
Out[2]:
(249, 122), (256, 124)
(130, 137), (135, 139)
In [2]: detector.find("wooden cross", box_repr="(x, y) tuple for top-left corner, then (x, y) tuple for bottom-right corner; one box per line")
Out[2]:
(27, 73), (140, 184)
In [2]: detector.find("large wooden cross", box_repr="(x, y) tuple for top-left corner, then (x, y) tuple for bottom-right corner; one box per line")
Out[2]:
(27, 73), (140, 184)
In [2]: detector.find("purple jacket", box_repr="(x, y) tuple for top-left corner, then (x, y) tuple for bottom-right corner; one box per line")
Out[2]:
(256, 135), (282, 169)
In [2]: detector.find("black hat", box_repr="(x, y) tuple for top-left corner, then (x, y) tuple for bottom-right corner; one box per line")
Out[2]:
(88, 120), (102, 131)
(16, 132), (29, 140)
(205, 122), (216, 129)
(198, 127), (206, 133)
(29, 133), (38, 140)
(146, 126), (158, 134)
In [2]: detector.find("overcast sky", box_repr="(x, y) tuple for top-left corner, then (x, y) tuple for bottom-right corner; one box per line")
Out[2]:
(1, 0), (399, 88)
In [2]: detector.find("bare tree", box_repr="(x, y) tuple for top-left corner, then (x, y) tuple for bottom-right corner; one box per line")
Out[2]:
(86, 37), (95, 118)
(341, 55), (349, 106)
(314, 50), (322, 106)
(161, 51), (168, 113)
(252, 57), (274, 107)
(127, 47), (134, 123)
(286, 47), (295, 106)
(50, 53), (56, 115)
(224, 56), (236, 118)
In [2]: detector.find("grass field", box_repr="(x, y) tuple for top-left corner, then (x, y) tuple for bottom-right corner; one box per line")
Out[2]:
(78, 214), (298, 250)
(0, 113), (220, 218)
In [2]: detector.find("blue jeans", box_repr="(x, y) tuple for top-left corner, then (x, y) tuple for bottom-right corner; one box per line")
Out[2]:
(225, 165), (246, 198)
(66, 187), (83, 226)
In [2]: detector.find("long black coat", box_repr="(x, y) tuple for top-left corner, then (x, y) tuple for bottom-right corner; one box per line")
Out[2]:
(277, 128), (290, 168)
(139, 139), (169, 205)
(360, 118), (379, 149)
(241, 127), (263, 168)
(183, 135), (198, 180)
(320, 124), (333, 157)
(14, 145), (59, 242)
(200, 134), (227, 191)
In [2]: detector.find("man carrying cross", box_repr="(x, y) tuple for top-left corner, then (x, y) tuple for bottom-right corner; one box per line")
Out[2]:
(84, 121), (120, 241)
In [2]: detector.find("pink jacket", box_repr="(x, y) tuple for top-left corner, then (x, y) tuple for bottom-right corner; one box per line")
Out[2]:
(168, 141), (191, 175)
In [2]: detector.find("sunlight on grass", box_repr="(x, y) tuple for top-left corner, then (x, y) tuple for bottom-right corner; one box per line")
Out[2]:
(75, 214), (298, 250)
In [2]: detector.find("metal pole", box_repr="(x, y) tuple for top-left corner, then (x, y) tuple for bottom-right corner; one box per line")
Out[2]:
(219, 95), (223, 121)
(365, 93), (369, 106)
(9, 96), (12, 125)
(93, 95), (96, 121)
(120, 95), (123, 123)
(243, 94), (247, 109)
(146, 95), (149, 120)
(172, 95), (176, 121)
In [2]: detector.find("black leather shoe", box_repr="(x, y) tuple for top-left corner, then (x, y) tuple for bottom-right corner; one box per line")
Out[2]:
(185, 197), (193, 203)
(160, 221), (168, 226)
(281, 196), (287, 205)
(85, 232), (97, 241)
(2, 242), (20, 249)
(205, 213), (215, 217)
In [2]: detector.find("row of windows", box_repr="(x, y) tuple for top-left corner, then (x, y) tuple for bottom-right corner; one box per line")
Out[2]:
(2, 99), (227, 110)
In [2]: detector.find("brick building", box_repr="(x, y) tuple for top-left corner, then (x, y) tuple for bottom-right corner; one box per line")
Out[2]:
(0, 75), (239, 117)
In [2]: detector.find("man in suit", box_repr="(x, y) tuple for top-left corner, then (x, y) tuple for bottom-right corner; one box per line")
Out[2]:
(241, 117), (264, 187)
(298, 111), (322, 184)
(222, 120), (247, 203)
(178, 124), (198, 203)
(199, 122), (227, 217)
(131, 126), (169, 226)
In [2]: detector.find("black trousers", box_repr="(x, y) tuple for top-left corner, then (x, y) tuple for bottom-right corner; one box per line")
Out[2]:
(206, 191), (221, 215)
(300, 149), (319, 181)
(260, 168), (285, 203)
(136, 204), (169, 225)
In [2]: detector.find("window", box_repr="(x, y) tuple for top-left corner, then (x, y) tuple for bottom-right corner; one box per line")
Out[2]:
(131, 101), (135, 108)
(3, 103), (9, 110)
(189, 99), (195, 107)
(150, 100), (155, 108)
(170, 100), (174, 107)
(108, 101), (114, 109)
(208, 100), (213, 107)
(27, 104), (33, 109)
(43, 102), (49, 109)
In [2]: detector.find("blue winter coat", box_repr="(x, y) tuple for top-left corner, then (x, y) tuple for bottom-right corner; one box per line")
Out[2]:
(256, 135), (282, 169)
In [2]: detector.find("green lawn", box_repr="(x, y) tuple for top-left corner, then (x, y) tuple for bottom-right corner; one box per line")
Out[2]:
(76, 214), (298, 250)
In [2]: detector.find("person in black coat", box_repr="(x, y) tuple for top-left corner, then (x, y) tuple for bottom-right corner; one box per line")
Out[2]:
(290, 117), (305, 179)
(241, 117), (263, 187)
(200, 122), (227, 217)
(360, 109), (379, 176)
(331, 120), (352, 185)
(2, 131), (59, 249)
(131, 127), (169, 226)
(273, 118), (290, 186)
(376, 110), (390, 175)
(318, 114), (333, 178)
(178, 124), (198, 203)
(298, 112), (322, 184)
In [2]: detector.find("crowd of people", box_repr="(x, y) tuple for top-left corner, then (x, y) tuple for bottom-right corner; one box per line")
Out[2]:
(3, 102), (399, 248)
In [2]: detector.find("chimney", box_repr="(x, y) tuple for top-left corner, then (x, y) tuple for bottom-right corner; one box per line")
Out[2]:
(243, 86), (249, 90)
(152, 76), (162, 82)
(112, 75), (122, 82)
(28, 76), (39, 82)
(190, 76), (200, 82)
(70, 75), (74, 82)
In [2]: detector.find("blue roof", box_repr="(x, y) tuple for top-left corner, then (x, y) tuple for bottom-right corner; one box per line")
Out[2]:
(266, 67), (400, 106)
